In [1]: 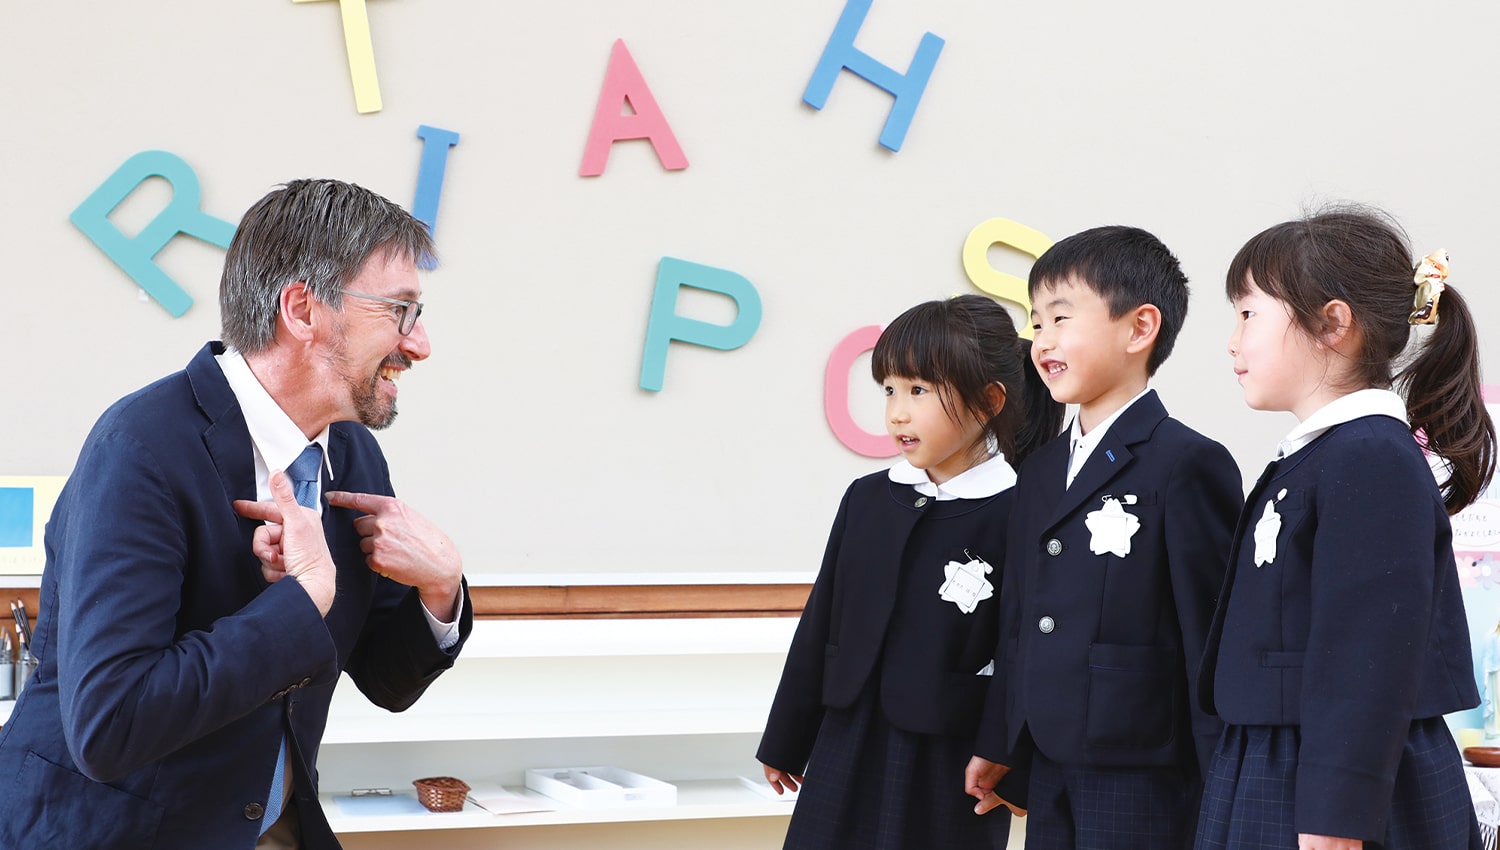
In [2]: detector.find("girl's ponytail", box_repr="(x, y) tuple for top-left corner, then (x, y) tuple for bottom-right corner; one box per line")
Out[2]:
(1399, 285), (1496, 514)
(1009, 338), (1064, 466)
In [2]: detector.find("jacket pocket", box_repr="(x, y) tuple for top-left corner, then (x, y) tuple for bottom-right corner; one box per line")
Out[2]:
(1085, 643), (1177, 749)
(0, 751), (163, 849)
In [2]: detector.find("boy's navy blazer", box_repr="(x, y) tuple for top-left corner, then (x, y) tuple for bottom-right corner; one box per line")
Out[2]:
(1197, 414), (1478, 840)
(758, 468), (1014, 775)
(0, 343), (473, 850)
(976, 391), (1241, 776)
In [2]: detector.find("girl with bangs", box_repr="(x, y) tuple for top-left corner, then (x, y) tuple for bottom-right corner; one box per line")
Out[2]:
(758, 294), (1062, 849)
(1198, 208), (1496, 850)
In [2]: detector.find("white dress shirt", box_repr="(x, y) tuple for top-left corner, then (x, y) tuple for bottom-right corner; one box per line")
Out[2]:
(216, 348), (461, 648)
(1065, 387), (1153, 489)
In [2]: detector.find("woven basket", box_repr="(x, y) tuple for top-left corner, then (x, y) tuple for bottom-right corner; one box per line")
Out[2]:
(413, 776), (471, 812)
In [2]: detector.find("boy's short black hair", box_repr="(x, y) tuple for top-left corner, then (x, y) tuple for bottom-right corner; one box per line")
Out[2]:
(1027, 225), (1189, 375)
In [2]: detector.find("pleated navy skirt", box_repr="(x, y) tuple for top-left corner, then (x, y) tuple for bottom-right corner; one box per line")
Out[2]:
(1195, 719), (1481, 850)
(781, 683), (1011, 850)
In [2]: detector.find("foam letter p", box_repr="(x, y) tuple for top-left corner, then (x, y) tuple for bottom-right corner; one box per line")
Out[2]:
(640, 258), (762, 392)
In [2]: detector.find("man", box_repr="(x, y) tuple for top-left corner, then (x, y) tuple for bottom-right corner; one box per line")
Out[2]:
(0, 179), (473, 849)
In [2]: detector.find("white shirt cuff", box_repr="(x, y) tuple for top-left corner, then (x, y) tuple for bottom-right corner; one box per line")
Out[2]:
(420, 592), (463, 651)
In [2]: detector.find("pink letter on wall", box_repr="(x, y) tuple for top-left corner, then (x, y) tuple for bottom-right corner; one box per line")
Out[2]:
(825, 324), (897, 457)
(580, 39), (690, 177)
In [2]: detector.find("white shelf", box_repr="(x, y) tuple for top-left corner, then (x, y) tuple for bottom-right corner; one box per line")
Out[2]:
(322, 707), (768, 745)
(324, 779), (794, 833)
(464, 572), (815, 587)
(458, 617), (797, 659)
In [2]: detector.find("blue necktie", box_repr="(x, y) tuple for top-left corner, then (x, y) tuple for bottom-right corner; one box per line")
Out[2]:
(286, 443), (323, 512)
(261, 443), (322, 834)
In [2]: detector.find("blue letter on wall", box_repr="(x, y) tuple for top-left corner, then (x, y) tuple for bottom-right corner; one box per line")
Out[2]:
(640, 258), (763, 392)
(70, 151), (236, 317)
(802, 0), (945, 152)
(412, 124), (461, 269)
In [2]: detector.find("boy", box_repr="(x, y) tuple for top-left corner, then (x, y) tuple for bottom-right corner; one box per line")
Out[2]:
(966, 226), (1243, 849)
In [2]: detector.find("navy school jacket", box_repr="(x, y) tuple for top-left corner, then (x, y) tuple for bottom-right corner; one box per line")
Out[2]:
(1198, 413), (1478, 841)
(976, 391), (1242, 778)
(758, 468), (1017, 778)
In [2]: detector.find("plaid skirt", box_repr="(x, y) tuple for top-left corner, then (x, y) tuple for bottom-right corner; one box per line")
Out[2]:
(1195, 720), (1481, 850)
(782, 684), (1011, 850)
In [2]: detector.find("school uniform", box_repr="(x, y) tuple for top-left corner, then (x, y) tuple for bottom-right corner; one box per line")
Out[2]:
(758, 455), (1019, 849)
(976, 389), (1242, 849)
(1196, 389), (1481, 849)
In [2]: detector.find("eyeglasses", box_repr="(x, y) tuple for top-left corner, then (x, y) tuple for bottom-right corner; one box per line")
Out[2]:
(342, 290), (425, 335)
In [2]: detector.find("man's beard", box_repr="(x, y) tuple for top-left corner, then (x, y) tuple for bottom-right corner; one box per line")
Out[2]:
(331, 329), (407, 430)
(349, 367), (398, 430)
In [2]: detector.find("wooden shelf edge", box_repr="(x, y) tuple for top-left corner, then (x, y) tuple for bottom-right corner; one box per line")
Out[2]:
(0, 583), (813, 622)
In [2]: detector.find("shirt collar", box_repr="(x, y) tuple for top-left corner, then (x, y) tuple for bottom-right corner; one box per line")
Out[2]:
(887, 453), (1017, 500)
(1069, 386), (1152, 459)
(215, 347), (334, 480)
(1276, 388), (1408, 459)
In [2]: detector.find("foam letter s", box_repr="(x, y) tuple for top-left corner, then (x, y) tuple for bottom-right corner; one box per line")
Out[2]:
(961, 218), (1052, 339)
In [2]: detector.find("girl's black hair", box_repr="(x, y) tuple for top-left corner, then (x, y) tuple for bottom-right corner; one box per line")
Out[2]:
(1227, 206), (1496, 513)
(871, 294), (1063, 466)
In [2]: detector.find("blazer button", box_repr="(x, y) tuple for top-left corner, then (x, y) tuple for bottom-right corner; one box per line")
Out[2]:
(1046, 538), (1063, 556)
(245, 802), (265, 820)
(914, 496), (929, 508)
(1038, 616), (1056, 634)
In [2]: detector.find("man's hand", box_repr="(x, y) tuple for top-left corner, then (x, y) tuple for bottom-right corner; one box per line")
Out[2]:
(326, 491), (464, 620)
(763, 764), (803, 796)
(233, 470), (337, 616)
(965, 755), (1026, 817)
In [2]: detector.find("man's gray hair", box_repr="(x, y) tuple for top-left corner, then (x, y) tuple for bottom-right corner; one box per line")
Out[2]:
(219, 179), (435, 353)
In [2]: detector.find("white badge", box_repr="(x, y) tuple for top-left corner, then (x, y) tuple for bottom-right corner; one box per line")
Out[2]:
(1253, 489), (1287, 567)
(1085, 495), (1141, 558)
(938, 553), (994, 614)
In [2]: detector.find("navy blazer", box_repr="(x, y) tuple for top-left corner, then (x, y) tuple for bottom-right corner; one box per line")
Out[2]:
(1198, 414), (1478, 841)
(0, 343), (473, 850)
(758, 469), (1017, 783)
(976, 392), (1241, 777)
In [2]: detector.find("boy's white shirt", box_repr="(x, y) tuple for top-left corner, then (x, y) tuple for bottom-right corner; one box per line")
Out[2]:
(1065, 387), (1153, 489)
(887, 452), (1017, 500)
(1275, 388), (1408, 460)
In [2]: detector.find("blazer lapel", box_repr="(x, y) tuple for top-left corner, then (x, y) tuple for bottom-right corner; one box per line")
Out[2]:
(188, 343), (258, 506)
(1045, 392), (1167, 529)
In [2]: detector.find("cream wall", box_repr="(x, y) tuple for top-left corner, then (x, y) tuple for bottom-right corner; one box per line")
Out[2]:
(4, 0), (1496, 582)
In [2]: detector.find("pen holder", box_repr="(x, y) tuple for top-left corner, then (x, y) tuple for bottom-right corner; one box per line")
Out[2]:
(15, 653), (36, 697)
(0, 660), (12, 700)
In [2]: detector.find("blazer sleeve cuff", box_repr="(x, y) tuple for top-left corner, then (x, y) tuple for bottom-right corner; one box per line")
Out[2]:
(1293, 761), (1394, 842)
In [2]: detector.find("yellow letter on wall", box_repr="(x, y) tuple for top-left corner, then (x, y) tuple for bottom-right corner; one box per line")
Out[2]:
(961, 218), (1052, 339)
(293, 0), (383, 114)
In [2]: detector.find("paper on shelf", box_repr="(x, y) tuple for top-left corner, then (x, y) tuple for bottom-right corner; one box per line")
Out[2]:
(469, 787), (558, 815)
